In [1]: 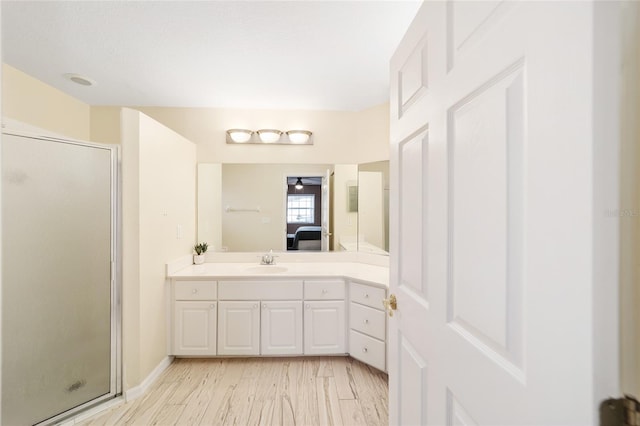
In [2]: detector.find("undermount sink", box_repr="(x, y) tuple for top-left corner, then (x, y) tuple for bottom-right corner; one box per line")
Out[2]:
(245, 265), (288, 274)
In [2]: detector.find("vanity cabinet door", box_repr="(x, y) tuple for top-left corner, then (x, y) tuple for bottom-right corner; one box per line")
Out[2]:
(173, 301), (217, 356)
(217, 301), (260, 355)
(304, 301), (346, 355)
(261, 301), (303, 355)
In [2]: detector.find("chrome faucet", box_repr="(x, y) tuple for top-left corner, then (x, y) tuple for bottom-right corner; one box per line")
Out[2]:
(260, 250), (277, 265)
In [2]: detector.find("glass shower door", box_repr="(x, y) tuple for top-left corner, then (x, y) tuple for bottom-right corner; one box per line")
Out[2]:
(2, 132), (118, 425)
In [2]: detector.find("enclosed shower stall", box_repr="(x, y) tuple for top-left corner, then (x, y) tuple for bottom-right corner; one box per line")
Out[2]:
(1, 131), (121, 425)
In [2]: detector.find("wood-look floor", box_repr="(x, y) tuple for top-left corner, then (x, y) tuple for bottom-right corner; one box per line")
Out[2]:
(80, 357), (389, 426)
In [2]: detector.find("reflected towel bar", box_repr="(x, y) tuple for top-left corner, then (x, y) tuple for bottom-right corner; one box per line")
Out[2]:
(225, 206), (261, 213)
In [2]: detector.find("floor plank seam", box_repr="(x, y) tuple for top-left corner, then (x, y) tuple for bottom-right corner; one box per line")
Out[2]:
(78, 357), (388, 426)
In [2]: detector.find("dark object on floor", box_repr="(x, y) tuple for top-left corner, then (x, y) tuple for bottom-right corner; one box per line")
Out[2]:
(600, 395), (640, 426)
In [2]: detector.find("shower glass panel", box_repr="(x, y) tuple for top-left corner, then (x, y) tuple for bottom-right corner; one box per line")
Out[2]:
(2, 133), (118, 425)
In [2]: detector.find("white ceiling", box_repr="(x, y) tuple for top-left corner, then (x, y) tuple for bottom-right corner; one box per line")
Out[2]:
(2, 1), (421, 111)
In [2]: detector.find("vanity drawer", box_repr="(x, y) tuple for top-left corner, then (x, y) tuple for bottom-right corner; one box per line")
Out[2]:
(174, 280), (217, 300)
(350, 282), (386, 310)
(350, 302), (385, 340)
(349, 330), (385, 372)
(218, 280), (303, 300)
(304, 280), (345, 300)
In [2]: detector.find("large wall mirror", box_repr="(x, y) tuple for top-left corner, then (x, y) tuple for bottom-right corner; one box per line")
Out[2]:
(197, 161), (389, 255)
(356, 160), (389, 254)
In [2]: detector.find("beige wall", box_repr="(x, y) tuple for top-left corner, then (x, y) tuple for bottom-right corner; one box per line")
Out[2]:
(90, 103), (390, 164)
(2, 64), (90, 140)
(360, 160), (390, 251)
(121, 109), (142, 390)
(91, 105), (122, 145)
(121, 108), (197, 389)
(221, 163), (331, 252)
(358, 171), (385, 249)
(0, 65), (120, 146)
(197, 163), (223, 252)
(620, 0), (640, 399)
(332, 164), (358, 250)
(354, 103), (390, 163)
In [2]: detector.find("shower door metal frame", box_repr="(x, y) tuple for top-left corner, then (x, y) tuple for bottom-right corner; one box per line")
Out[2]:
(2, 130), (122, 425)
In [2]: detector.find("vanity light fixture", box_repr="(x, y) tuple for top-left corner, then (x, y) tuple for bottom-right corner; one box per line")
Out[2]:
(286, 130), (312, 144)
(226, 129), (254, 143)
(295, 177), (304, 190)
(257, 129), (283, 143)
(226, 128), (313, 145)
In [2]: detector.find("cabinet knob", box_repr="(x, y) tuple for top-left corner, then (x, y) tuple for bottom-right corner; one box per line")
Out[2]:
(362, 347), (368, 353)
(322, 289), (328, 294)
(263, 304), (267, 309)
(364, 293), (369, 298)
(364, 319), (369, 324)
(192, 289), (198, 294)
(306, 304), (310, 309)
(253, 303), (258, 309)
(210, 304), (215, 309)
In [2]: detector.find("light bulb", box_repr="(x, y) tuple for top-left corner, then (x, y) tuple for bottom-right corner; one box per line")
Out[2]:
(226, 129), (253, 143)
(286, 130), (312, 144)
(257, 129), (282, 143)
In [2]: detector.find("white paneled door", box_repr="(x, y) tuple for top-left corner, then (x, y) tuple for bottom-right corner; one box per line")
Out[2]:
(389, 1), (620, 425)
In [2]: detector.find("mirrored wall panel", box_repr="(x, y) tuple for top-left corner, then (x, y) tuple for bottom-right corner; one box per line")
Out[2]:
(198, 161), (389, 255)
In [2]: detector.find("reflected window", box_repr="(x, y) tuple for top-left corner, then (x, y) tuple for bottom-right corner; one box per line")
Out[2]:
(287, 194), (315, 223)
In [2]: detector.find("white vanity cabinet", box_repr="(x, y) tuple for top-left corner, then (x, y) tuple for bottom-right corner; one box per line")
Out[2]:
(261, 301), (303, 355)
(348, 281), (387, 371)
(170, 270), (388, 371)
(217, 301), (261, 355)
(217, 280), (303, 356)
(172, 280), (217, 356)
(303, 280), (346, 355)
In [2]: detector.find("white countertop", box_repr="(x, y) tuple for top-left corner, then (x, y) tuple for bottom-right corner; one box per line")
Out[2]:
(168, 262), (389, 288)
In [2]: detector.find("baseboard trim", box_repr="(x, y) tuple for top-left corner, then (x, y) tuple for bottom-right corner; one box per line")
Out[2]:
(125, 356), (174, 401)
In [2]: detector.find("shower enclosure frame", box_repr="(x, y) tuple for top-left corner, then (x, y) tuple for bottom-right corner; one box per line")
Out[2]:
(1, 129), (122, 425)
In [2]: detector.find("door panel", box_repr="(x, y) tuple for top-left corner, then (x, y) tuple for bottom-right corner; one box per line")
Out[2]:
(174, 301), (217, 355)
(304, 301), (345, 354)
(446, 1), (515, 72)
(389, 1), (620, 425)
(399, 35), (429, 118)
(398, 333), (428, 425)
(217, 301), (260, 355)
(261, 301), (303, 355)
(446, 389), (478, 426)
(447, 62), (524, 365)
(399, 130), (429, 298)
